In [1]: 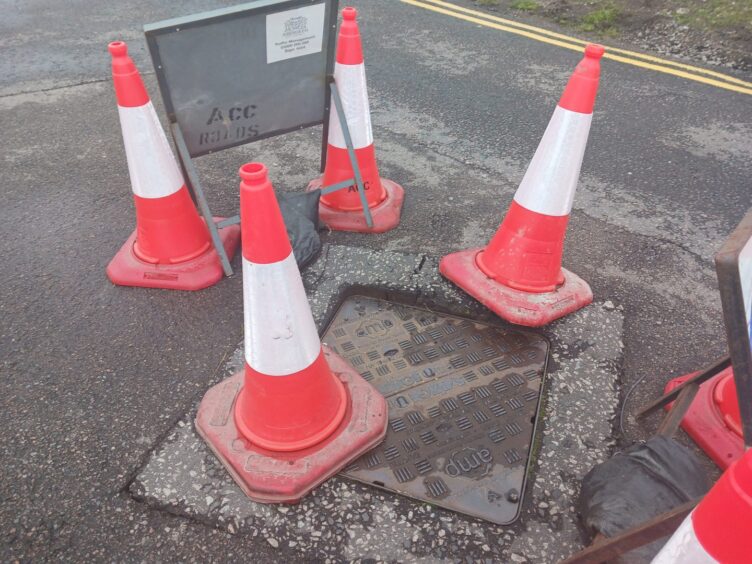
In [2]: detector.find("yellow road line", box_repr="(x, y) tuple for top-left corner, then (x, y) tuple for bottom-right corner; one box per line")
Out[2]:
(400, 0), (752, 96)
(422, 0), (752, 88)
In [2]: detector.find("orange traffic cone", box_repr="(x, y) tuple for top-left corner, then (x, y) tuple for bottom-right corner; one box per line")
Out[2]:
(439, 44), (604, 327)
(664, 365), (745, 469)
(105, 41), (239, 290)
(307, 7), (404, 233)
(652, 448), (752, 563)
(196, 163), (387, 502)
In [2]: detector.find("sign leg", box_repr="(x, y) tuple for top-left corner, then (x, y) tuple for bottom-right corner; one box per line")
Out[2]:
(330, 81), (373, 229)
(171, 123), (234, 277)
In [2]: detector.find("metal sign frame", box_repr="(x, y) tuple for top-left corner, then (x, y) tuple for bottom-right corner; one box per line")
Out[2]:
(715, 207), (752, 447)
(144, 0), (372, 277)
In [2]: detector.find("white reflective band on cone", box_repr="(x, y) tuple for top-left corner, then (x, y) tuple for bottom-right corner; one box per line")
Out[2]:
(242, 253), (321, 376)
(513, 106), (593, 217)
(327, 62), (374, 150)
(651, 513), (717, 564)
(118, 102), (184, 199)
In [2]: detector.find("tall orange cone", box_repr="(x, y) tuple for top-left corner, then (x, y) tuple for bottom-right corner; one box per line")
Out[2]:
(196, 163), (387, 503)
(307, 7), (404, 233)
(105, 41), (240, 290)
(652, 448), (752, 563)
(439, 44), (604, 327)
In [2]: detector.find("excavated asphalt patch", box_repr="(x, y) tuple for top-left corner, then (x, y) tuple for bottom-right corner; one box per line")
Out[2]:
(130, 244), (623, 562)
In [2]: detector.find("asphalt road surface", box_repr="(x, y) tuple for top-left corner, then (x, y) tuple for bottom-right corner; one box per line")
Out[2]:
(1, 0), (750, 561)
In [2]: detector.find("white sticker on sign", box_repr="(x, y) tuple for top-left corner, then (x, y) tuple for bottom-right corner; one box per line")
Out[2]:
(266, 3), (326, 64)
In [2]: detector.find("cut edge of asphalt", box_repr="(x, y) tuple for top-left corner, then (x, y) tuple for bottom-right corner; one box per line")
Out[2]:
(126, 244), (625, 563)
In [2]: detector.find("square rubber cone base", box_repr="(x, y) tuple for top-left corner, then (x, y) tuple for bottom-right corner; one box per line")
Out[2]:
(307, 177), (404, 233)
(664, 367), (744, 470)
(439, 248), (593, 327)
(106, 218), (240, 291)
(195, 347), (388, 504)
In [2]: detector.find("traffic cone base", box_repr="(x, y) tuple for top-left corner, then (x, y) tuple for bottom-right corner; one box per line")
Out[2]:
(196, 346), (388, 503)
(664, 366), (744, 470)
(106, 217), (240, 291)
(439, 247), (593, 327)
(307, 176), (404, 233)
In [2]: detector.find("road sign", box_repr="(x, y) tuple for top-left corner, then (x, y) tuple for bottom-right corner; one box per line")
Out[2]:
(145, 0), (337, 158)
(143, 0), (371, 277)
(716, 207), (752, 447)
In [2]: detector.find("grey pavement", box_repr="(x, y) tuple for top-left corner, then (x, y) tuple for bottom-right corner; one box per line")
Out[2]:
(1, 0), (751, 562)
(133, 245), (624, 563)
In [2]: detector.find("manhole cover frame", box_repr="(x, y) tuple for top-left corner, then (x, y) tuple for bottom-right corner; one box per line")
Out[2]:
(322, 290), (550, 525)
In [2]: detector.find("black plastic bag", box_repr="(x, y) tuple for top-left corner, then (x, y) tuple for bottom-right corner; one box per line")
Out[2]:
(277, 190), (321, 269)
(578, 436), (710, 538)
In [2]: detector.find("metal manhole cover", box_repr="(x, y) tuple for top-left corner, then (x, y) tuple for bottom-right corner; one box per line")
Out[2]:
(322, 296), (550, 525)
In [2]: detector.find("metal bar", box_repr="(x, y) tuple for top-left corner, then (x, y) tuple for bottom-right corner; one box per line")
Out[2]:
(216, 215), (240, 229)
(320, 179), (357, 195)
(171, 123), (233, 277)
(561, 500), (698, 564)
(171, 122), (197, 202)
(321, 0), (339, 173)
(145, 0), (321, 38)
(715, 207), (752, 448)
(636, 356), (731, 418)
(657, 384), (701, 437)
(731, 342), (752, 448)
(321, 79), (331, 174)
(145, 31), (177, 123)
(330, 80), (373, 229)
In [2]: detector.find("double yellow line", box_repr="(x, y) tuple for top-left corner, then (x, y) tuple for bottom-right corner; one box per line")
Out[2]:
(400, 0), (752, 96)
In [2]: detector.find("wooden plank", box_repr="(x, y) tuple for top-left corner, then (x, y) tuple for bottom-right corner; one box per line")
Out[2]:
(656, 384), (700, 437)
(636, 356), (730, 418)
(561, 500), (698, 564)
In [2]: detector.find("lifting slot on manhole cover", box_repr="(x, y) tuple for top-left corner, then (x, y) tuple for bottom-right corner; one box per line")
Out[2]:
(323, 295), (550, 525)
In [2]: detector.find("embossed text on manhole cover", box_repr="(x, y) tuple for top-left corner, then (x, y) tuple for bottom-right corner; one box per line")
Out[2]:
(322, 296), (550, 525)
